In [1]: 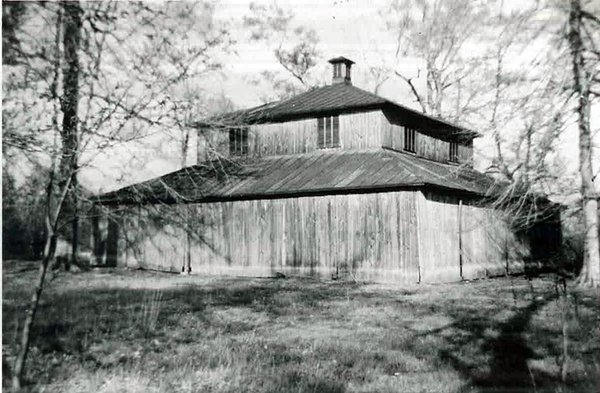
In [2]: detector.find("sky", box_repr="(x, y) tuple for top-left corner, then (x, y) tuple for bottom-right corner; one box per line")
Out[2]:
(78, 0), (598, 199)
(211, 0), (427, 106)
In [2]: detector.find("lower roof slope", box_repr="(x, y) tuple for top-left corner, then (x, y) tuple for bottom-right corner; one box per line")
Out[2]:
(96, 149), (504, 205)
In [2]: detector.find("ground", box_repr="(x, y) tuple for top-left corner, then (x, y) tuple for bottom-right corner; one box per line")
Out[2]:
(2, 261), (599, 393)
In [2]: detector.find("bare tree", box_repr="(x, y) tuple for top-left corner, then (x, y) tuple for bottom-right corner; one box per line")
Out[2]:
(2, 1), (233, 388)
(384, 0), (489, 118)
(10, 2), (82, 386)
(244, 2), (321, 101)
(62, 1), (83, 270)
(567, 0), (600, 287)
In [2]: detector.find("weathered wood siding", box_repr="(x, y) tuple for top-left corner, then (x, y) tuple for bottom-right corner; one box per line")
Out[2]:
(101, 192), (534, 283)
(99, 190), (533, 284)
(247, 111), (385, 155)
(249, 118), (317, 156)
(115, 206), (188, 272)
(116, 191), (421, 283)
(459, 205), (502, 279)
(417, 132), (450, 163)
(416, 192), (461, 282)
(460, 205), (513, 279)
(91, 210), (130, 267)
(381, 110), (474, 165)
(338, 110), (384, 150)
(382, 122), (473, 164)
(197, 109), (474, 166)
(416, 191), (530, 282)
(197, 111), (387, 160)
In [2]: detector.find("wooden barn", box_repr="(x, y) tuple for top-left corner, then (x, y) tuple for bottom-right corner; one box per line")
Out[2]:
(95, 57), (561, 283)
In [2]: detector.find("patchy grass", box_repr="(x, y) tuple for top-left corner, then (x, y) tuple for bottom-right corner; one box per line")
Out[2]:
(2, 261), (599, 393)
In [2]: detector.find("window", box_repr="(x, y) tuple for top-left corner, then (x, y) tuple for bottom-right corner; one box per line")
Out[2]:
(229, 127), (248, 155)
(449, 142), (459, 162)
(317, 116), (340, 149)
(404, 127), (416, 153)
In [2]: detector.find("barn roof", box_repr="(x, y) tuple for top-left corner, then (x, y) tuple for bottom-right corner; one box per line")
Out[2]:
(96, 149), (504, 205)
(195, 83), (479, 140)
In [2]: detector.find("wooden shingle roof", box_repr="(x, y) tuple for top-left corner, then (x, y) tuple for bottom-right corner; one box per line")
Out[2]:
(96, 149), (502, 205)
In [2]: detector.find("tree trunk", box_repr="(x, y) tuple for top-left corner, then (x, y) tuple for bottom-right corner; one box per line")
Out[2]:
(70, 179), (79, 270)
(560, 278), (569, 383)
(12, 167), (73, 389)
(568, 0), (600, 287)
(12, 227), (58, 389)
(61, 0), (82, 271)
(12, 3), (82, 388)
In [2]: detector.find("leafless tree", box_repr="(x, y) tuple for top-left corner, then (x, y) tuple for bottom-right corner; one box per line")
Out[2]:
(566, 0), (600, 287)
(2, 1), (232, 388)
(384, 0), (490, 118)
(244, 2), (321, 101)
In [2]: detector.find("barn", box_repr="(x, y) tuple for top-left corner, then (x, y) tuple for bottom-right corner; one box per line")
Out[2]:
(95, 57), (561, 283)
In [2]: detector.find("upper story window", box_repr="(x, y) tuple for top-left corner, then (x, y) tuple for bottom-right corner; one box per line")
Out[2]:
(449, 141), (459, 163)
(229, 127), (248, 155)
(404, 127), (416, 153)
(317, 116), (340, 149)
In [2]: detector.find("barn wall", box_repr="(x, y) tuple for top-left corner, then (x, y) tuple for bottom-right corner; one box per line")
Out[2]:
(416, 190), (530, 282)
(459, 204), (529, 278)
(416, 191), (461, 282)
(338, 110), (385, 150)
(417, 132), (450, 163)
(131, 206), (188, 272)
(248, 118), (316, 156)
(381, 110), (474, 166)
(196, 109), (474, 167)
(100, 190), (536, 283)
(93, 205), (189, 272)
(382, 121), (453, 163)
(197, 111), (387, 160)
(114, 191), (421, 283)
(247, 110), (386, 156)
(91, 208), (135, 267)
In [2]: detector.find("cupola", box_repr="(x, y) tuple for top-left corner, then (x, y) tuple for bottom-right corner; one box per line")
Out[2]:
(328, 56), (355, 85)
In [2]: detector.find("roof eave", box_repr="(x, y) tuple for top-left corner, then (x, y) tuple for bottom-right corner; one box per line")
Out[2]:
(379, 102), (480, 139)
(193, 103), (481, 141)
(94, 182), (428, 205)
(191, 103), (387, 128)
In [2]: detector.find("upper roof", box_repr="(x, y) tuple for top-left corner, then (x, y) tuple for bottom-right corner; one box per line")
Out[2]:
(328, 56), (355, 65)
(196, 83), (479, 139)
(96, 148), (503, 205)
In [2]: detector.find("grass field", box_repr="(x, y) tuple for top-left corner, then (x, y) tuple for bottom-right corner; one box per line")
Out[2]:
(2, 261), (599, 393)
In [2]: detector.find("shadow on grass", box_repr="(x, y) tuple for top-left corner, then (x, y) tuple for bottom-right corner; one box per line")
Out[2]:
(415, 293), (561, 393)
(477, 299), (553, 390)
(13, 271), (596, 393)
